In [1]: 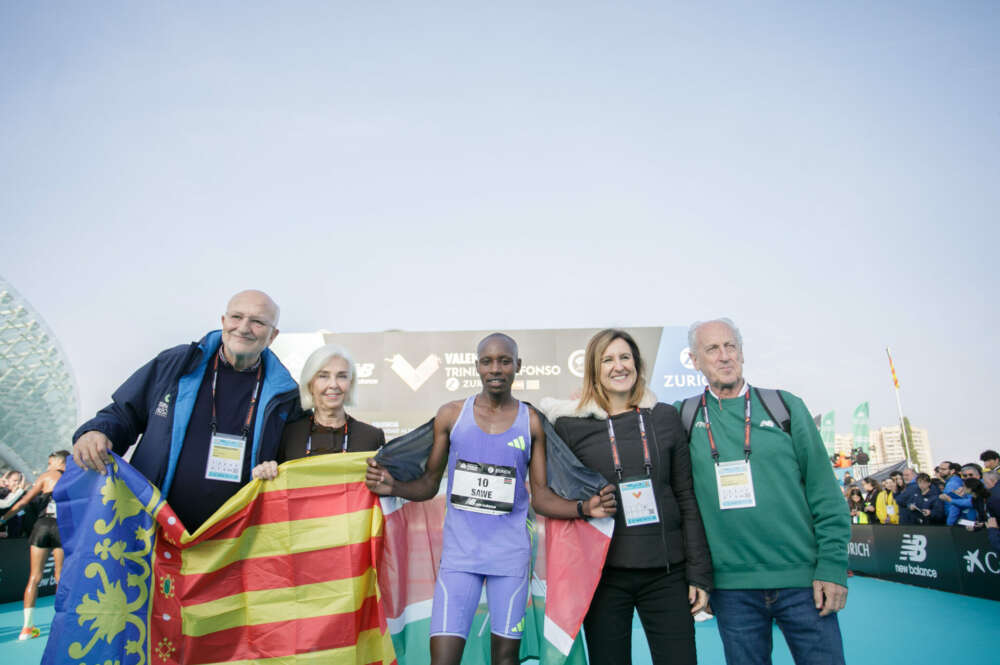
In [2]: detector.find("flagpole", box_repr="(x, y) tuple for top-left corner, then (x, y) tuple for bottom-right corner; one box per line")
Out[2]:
(886, 347), (912, 467)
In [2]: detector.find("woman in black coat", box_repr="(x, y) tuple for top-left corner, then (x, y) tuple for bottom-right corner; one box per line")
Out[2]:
(541, 329), (711, 665)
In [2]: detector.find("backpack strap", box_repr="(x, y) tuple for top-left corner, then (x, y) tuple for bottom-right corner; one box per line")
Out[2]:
(680, 395), (702, 439)
(753, 387), (791, 434)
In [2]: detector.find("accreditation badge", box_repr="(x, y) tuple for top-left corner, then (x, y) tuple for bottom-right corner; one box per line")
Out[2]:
(451, 459), (516, 515)
(620, 478), (660, 527)
(715, 459), (756, 510)
(205, 432), (247, 483)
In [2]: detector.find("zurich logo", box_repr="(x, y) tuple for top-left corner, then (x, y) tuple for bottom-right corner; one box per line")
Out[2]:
(679, 347), (695, 370)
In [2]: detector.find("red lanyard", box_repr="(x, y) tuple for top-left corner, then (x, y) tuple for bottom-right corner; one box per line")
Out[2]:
(606, 408), (652, 481)
(210, 354), (263, 437)
(700, 387), (751, 464)
(306, 417), (349, 455)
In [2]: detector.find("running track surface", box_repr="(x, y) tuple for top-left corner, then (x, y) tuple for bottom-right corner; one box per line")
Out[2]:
(4, 576), (998, 664)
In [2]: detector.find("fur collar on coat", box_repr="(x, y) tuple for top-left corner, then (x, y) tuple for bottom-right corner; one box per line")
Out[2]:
(539, 390), (658, 422)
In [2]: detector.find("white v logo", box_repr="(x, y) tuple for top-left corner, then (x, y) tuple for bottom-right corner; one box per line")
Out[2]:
(386, 354), (441, 391)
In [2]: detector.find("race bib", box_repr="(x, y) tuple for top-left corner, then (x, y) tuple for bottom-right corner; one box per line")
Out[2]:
(715, 459), (756, 510)
(451, 459), (516, 515)
(620, 478), (660, 527)
(205, 432), (247, 483)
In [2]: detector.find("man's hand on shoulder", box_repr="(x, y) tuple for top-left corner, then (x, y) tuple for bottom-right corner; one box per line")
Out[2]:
(73, 431), (113, 475)
(812, 580), (847, 616)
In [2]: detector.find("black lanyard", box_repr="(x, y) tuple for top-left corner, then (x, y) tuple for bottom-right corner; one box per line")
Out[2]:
(700, 387), (751, 464)
(306, 416), (349, 455)
(606, 408), (652, 481)
(209, 354), (263, 438)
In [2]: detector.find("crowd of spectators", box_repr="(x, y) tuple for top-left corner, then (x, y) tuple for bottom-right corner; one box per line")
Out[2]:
(0, 470), (30, 538)
(843, 450), (1000, 534)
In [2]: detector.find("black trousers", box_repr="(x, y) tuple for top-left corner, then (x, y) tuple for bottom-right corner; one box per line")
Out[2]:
(583, 565), (696, 665)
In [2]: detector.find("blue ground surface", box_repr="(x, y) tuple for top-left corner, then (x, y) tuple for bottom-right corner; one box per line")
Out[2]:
(5, 576), (999, 664)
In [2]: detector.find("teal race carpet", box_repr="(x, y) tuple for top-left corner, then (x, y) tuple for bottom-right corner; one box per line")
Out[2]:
(5, 576), (998, 664)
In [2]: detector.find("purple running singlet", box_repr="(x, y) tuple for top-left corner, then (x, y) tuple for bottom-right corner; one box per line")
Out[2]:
(440, 395), (532, 577)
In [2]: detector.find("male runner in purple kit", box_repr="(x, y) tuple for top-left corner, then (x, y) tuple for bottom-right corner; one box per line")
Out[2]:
(366, 332), (616, 665)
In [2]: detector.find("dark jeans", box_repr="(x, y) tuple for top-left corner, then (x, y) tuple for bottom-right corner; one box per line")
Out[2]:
(711, 588), (845, 665)
(583, 566), (695, 665)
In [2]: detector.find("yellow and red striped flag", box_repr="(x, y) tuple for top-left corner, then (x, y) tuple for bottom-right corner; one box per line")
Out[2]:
(887, 348), (901, 389)
(44, 452), (396, 665)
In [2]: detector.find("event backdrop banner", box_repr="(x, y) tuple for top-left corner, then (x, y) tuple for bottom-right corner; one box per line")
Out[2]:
(0, 537), (57, 603)
(271, 327), (706, 439)
(848, 525), (1000, 600)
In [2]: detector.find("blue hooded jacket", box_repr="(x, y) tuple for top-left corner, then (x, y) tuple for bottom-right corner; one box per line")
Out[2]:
(73, 331), (298, 494)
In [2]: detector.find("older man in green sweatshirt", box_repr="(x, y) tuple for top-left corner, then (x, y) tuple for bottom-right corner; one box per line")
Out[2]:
(679, 318), (850, 665)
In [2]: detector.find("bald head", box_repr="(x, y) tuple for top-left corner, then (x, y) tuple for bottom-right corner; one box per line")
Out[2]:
(221, 290), (281, 370)
(477, 333), (518, 358)
(227, 290), (279, 327)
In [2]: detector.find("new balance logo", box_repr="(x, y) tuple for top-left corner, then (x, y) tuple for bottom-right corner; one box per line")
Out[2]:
(507, 436), (526, 450)
(899, 534), (927, 562)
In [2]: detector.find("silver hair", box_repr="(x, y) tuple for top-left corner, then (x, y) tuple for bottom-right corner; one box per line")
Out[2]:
(299, 343), (356, 410)
(687, 318), (743, 354)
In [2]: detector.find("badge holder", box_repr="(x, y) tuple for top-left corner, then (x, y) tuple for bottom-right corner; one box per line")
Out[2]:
(607, 410), (661, 528)
(715, 459), (756, 510)
(620, 476), (660, 527)
(206, 432), (247, 483)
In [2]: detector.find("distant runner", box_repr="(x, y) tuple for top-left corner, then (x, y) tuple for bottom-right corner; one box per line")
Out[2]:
(366, 332), (616, 665)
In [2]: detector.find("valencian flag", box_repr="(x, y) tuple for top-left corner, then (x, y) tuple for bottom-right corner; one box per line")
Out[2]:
(43, 452), (395, 665)
(367, 414), (614, 665)
(887, 349), (901, 389)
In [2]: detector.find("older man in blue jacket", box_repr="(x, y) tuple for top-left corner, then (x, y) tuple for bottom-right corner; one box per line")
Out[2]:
(72, 290), (298, 532)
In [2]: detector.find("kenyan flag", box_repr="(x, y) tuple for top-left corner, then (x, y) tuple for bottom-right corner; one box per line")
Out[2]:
(378, 492), (612, 664)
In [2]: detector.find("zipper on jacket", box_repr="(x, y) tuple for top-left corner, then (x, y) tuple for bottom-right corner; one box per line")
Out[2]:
(645, 408), (672, 572)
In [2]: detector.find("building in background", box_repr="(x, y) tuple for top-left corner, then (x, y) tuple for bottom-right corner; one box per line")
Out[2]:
(834, 433), (854, 458)
(867, 425), (933, 472)
(0, 276), (79, 480)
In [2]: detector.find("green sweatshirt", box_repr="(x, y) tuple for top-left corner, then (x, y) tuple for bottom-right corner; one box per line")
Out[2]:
(675, 389), (850, 589)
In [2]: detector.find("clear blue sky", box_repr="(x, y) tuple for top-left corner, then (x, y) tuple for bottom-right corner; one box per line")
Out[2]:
(2, 2), (997, 465)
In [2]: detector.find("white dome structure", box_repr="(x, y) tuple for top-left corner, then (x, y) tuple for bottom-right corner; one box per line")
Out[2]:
(0, 277), (79, 480)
